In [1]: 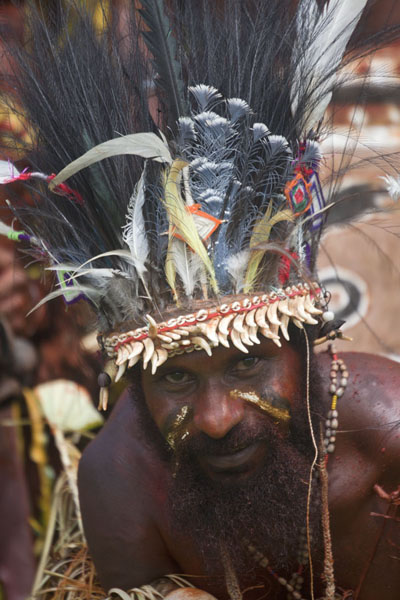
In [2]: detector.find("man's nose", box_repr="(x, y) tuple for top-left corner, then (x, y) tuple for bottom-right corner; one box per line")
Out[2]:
(193, 384), (245, 439)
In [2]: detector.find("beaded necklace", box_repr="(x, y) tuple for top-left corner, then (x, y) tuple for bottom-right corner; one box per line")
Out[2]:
(245, 343), (349, 600)
(245, 534), (309, 599)
(324, 344), (349, 455)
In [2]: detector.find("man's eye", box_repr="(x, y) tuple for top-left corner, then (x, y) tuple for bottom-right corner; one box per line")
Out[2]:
(164, 371), (191, 384)
(235, 356), (259, 371)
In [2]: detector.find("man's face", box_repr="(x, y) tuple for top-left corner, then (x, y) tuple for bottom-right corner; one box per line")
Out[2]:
(141, 338), (303, 482)
(140, 338), (321, 571)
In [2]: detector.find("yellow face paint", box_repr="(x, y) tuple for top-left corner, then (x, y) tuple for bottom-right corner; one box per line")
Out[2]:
(166, 405), (191, 449)
(230, 389), (291, 423)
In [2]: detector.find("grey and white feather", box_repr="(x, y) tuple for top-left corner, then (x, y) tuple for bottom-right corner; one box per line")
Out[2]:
(122, 172), (150, 280)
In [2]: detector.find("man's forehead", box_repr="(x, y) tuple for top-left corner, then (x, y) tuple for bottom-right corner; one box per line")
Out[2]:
(144, 337), (292, 376)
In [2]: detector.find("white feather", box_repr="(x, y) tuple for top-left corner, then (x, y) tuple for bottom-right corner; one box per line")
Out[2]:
(0, 219), (39, 246)
(226, 98), (251, 123)
(253, 123), (270, 142)
(0, 220), (14, 237)
(48, 265), (117, 283)
(189, 85), (223, 111)
(73, 249), (137, 272)
(0, 160), (19, 183)
(291, 0), (368, 131)
(169, 238), (204, 297)
(226, 250), (250, 293)
(50, 132), (172, 188)
(381, 175), (400, 202)
(267, 135), (290, 157)
(27, 285), (101, 315)
(122, 172), (149, 279)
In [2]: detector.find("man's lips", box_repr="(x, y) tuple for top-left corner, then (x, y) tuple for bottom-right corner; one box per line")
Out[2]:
(198, 440), (267, 474)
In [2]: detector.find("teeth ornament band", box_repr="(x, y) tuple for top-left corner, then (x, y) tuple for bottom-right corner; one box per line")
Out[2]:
(100, 283), (323, 381)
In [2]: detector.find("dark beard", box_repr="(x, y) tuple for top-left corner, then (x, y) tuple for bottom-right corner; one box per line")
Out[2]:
(168, 419), (322, 577)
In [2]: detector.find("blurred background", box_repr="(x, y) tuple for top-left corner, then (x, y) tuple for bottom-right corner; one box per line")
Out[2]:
(0, 1), (400, 598)
(317, 1), (400, 358)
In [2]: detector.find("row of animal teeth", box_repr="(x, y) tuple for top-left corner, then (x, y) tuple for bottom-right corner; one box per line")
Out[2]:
(111, 294), (322, 378)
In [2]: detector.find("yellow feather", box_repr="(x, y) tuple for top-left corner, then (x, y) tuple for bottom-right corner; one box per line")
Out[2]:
(161, 169), (178, 301)
(244, 206), (293, 293)
(165, 237), (179, 304)
(163, 159), (219, 294)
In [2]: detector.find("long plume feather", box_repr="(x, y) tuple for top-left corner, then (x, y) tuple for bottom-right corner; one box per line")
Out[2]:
(27, 285), (102, 315)
(291, 0), (368, 132)
(139, 0), (187, 126)
(50, 133), (172, 188)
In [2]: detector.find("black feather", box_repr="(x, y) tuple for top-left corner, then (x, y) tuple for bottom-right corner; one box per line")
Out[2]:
(139, 0), (187, 128)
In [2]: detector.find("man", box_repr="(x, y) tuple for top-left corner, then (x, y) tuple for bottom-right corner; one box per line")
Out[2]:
(1, 1), (399, 599)
(78, 334), (400, 600)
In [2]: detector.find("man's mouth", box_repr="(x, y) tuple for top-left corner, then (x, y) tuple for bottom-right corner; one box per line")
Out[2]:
(198, 440), (267, 476)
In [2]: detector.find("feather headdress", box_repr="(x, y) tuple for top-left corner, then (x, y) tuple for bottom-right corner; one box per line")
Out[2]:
(1, 0), (399, 389)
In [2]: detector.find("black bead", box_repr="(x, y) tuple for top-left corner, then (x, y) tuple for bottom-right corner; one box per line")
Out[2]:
(98, 371), (111, 387)
(320, 318), (346, 337)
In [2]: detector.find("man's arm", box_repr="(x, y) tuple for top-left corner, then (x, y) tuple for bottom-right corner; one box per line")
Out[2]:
(78, 391), (179, 591)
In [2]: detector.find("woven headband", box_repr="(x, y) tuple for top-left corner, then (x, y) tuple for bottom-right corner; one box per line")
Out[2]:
(98, 283), (322, 392)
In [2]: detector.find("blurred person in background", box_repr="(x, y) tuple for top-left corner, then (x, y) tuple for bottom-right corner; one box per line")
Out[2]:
(0, 5), (100, 598)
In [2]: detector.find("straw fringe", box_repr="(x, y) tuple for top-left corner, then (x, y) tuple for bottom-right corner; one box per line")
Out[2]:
(32, 459), (192, 600)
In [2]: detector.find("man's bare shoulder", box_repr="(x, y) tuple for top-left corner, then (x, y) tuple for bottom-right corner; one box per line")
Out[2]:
(78, 389), (177, 589)
(80, 388), (163, 477)
(318, 351), (400, 497)
(317, 350), (400, 428)
(332, 352), (400, 444)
